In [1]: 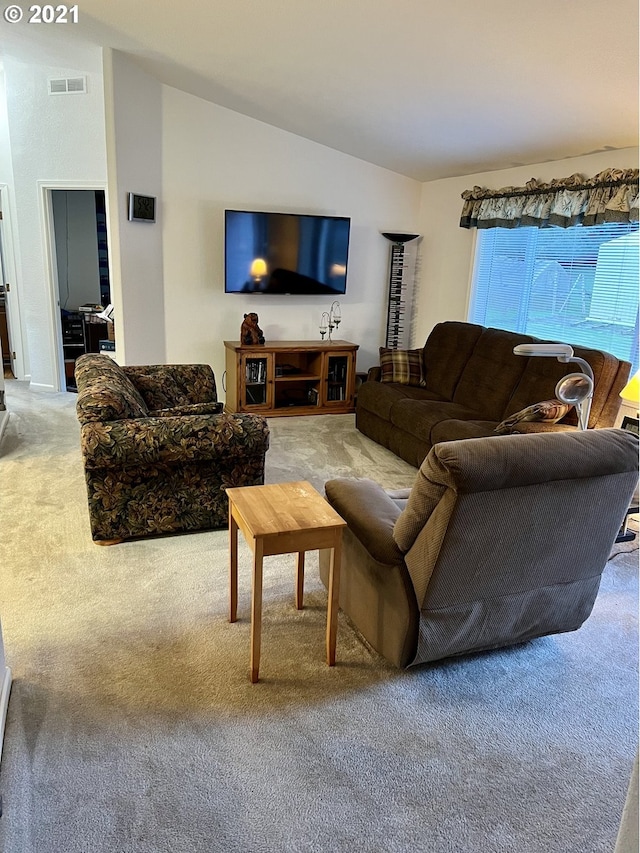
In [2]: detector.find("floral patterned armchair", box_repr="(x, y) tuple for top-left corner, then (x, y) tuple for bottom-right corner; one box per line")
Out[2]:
(75, 354), (270, 544)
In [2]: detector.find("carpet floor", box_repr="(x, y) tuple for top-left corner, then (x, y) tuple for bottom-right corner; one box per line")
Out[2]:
(0, 381), (637, 853)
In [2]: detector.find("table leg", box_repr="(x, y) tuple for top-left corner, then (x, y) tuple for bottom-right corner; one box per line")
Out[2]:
(295, 551), (305, 610)
(250, 537), (265, 683)
(229, 510), (238, 623)
(326, 532), (342, 666)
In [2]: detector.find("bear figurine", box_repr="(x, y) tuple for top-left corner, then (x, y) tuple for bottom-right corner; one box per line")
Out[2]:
(240, 312), (265, 346)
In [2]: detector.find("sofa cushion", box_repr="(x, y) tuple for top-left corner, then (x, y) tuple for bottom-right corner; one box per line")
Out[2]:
(390, 399), (481, 446)
(431, 419), (501, 443)
(75, 355), (149, 423)
(149, 402), (224, 418)
(452, 327), (530, 419)
(494, 399), (572, 435)
(358, 381), (444, 421)
(379, 348), (426, 387)
(123, 364), (218, 409)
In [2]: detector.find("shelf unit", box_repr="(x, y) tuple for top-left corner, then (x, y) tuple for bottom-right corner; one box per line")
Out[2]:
(224, 340), (359, 417)
(61, 311), (109, 391)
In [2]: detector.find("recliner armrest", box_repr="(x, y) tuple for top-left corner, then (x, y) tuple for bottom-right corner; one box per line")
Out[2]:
(81, 412), (269, 469)
(325, 478), (405, 565)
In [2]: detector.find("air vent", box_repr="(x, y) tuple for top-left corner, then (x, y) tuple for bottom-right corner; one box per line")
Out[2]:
(48, 76), (87, 95)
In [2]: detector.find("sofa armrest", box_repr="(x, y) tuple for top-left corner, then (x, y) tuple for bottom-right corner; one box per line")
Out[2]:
(325, 478), (405, 565)
(81, 412), (269, 469)
(367, 366), (382, 382)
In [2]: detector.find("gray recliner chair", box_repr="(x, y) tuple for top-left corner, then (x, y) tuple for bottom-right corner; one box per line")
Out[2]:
(320, 428), (639, 667)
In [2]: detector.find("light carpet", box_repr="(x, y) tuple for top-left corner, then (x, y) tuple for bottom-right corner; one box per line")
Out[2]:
(0, 380), (637, 853)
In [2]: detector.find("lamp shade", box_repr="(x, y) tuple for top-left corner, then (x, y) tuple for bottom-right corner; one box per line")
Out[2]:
(620, 371), (640, 404)
(250, 258), (267, 278)
(513, 343), (574, 361)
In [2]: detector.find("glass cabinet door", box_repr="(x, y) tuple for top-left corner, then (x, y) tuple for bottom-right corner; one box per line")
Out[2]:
(323, 352), (352, 407)
(240, 354), (273, 410)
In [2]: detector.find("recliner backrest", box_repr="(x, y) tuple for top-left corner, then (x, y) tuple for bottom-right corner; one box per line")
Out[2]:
(452, 327), (530, 419)
(421, 321), (484, 400)
(394, 429), (639, 609)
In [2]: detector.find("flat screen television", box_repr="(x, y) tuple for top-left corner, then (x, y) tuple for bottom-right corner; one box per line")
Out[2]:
(224, 209), (350, 295)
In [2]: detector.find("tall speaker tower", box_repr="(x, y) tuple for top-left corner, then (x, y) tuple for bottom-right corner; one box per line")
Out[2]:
(381, 232), (421, 348)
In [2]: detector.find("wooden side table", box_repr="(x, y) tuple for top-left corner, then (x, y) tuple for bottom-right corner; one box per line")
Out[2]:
(227, 481), (346, 683)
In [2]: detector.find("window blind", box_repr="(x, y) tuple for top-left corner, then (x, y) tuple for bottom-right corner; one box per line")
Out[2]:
(468, 222), (639, 370)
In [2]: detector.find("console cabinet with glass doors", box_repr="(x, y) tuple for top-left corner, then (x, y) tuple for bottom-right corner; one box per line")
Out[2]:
(224, 340), (359, 416)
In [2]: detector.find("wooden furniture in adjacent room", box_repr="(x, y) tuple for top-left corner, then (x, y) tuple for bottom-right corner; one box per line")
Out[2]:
(227, 481), (346, 683)
(61, 311), (109, 391)
(0, 291), (11, 374)
(224, 340), (359, 416)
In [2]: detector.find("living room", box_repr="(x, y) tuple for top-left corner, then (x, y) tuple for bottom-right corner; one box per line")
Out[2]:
(0, 11), (637, 393)
(0, 3), (639, 852)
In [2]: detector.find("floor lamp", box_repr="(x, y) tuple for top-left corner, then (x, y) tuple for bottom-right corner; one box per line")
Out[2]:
(381, 232), (420, 349)
(513, 343), (594, 430)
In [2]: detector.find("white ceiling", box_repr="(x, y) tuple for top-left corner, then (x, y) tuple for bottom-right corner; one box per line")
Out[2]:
(7, 0), (640, 181)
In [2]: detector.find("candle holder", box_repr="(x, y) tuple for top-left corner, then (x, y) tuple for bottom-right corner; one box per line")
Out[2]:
(326, 301), (341, 342)
(320, 312), (330, 340)
(319, 302), (342, 341)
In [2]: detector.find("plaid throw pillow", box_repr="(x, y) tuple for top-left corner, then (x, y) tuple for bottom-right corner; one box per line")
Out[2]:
(379, 348), (426, 387)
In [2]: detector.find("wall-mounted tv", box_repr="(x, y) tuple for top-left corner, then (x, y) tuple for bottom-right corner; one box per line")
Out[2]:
(224, 209), (350, 295)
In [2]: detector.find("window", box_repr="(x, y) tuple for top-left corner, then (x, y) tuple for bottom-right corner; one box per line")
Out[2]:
(468, 222), (639, 370)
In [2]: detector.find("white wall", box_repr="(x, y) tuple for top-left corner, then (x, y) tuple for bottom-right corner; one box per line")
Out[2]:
(4, 38), (637, 391)
(103, 50), (164, 365)
(158, 85), (422, 384)
(2, 41), (107, 390)
(0, 67), (25, 382)
(415, 147), (640, 344)
(0, 70), (13, 197)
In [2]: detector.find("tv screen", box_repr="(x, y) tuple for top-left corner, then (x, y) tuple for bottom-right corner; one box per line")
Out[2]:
(225, 210), (350, 295)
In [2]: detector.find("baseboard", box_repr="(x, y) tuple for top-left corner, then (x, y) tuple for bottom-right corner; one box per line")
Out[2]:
(0, 665), (11, 763)
(28, 382), (55, 392)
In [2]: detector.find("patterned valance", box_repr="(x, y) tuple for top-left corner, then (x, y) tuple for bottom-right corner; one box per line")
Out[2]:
(460, 168), (639, 229)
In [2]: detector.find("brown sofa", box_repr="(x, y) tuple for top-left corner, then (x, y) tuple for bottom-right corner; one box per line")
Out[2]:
(356, 321), (631, 467)
(320, 428), (639, 667)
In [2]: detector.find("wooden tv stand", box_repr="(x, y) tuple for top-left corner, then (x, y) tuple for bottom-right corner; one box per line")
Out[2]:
(224, 340), (359, 417)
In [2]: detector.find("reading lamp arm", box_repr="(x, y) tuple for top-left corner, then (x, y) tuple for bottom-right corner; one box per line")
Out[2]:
(512, 344), (594, 382)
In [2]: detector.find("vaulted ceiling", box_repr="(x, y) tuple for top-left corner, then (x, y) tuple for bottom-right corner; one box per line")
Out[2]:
(5, 0), (639, 180)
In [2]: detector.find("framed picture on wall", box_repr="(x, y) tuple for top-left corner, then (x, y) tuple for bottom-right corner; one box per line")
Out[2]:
(128, 193), (156, 223)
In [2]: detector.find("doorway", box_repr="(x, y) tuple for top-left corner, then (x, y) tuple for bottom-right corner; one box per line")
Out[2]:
(48, 188), (111, 391)
(0, 227), (12, 380)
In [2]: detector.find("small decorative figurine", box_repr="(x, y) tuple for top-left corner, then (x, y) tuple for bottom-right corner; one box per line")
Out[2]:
(240, 312), (265, 346)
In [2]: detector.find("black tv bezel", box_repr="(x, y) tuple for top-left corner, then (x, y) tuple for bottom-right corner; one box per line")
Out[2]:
(224, 208), (351, 296)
